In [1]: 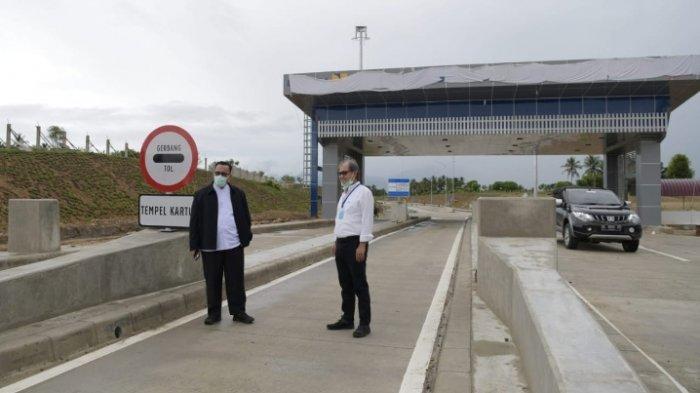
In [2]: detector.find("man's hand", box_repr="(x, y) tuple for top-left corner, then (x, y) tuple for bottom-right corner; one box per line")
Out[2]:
(191, 249), (200, 261)
(355, 243), (367, 263)
(332, 243), (336, 256)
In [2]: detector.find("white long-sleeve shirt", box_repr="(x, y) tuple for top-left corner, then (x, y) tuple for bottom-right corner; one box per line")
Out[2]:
(333, 182), (374, 242)
(202, 184), (241, 252)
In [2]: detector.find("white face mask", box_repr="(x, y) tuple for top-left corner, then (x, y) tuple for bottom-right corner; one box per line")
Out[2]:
(341, 175), (356, 191)
(214, 175), (228, 188)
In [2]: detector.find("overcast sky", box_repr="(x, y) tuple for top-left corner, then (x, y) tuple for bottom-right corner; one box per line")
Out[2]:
(1, 0), (698, 188)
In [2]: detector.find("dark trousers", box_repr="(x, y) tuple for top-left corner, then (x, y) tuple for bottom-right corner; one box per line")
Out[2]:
(202, 247), (246, 317)
(335, 236), (371, 326)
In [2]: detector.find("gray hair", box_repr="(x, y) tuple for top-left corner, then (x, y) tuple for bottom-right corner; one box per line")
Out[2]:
(338, 157), (359, 173)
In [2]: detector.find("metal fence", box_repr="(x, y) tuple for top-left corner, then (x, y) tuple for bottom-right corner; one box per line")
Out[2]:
(1, 123), (272, 183)
(318, 112), (668, 138)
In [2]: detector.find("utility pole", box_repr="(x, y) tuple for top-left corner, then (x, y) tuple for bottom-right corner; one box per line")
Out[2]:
(352, 26), (369, 70)
(6, 124), (12, 148)
(452, 156), (455, 206)
(36, 125), (41, 148)
(430, 176), (433, 205)
(533, 146), (539, 197)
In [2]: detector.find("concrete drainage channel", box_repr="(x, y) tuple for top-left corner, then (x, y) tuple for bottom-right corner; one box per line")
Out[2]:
(0, 218), (427, 387)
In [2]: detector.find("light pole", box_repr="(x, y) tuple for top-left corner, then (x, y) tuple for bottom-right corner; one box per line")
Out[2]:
(434, 160), (448, 206)
(352, 26), (369, 70)
(533, 147), (538, 197)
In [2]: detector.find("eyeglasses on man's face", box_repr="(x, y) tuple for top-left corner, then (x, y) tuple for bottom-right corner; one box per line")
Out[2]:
(214, 171), (230, 176)
(338, 170), (354, 176)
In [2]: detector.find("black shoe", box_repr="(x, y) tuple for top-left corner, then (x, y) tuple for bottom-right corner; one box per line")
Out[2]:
(204, 315), (221, 325)
(353, 325), (371, 338)
(326, 318), (354, 330)
(232, 312), (255, 324)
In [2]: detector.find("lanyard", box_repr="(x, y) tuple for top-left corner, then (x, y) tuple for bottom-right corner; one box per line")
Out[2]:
(341, 183), (360, 208)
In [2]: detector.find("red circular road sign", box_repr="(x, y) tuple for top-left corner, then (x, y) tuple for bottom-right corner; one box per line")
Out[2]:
(140, 125), (198, 193)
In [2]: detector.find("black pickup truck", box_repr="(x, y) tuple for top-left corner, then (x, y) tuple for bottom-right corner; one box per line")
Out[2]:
(553, 187), (642, 252)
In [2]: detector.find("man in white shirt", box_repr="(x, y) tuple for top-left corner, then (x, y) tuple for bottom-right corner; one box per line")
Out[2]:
(189, 162), (255, 325)
(326, 158), (375, 338)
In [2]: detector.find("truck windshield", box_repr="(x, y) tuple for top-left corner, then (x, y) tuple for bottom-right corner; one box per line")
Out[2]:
(566, 189), (621, 205)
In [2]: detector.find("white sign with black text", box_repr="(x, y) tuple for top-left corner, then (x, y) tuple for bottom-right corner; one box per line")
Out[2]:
(138, 195), (194, 229)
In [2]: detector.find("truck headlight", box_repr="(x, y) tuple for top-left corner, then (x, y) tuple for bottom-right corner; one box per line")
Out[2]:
(628, 213), (640, 224)
(572, 211), (594, 222)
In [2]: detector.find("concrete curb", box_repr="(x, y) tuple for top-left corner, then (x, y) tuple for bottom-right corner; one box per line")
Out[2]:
(0, 217), (427, 386)
(474, 198), (648, 393)
(251, 219), (334, 234)
(422, 218), (470, 392)
(0, 250), (76, 271)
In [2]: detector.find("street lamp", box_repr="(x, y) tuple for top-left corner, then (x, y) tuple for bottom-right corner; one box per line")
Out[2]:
(352, 26), (370, 70)
(433, 160), (448, 206)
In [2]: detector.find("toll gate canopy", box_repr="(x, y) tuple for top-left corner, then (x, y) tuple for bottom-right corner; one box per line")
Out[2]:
(284, 55), (700, 224)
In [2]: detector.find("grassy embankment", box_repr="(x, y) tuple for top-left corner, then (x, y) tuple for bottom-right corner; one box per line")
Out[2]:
(0, 150), (310, 239)
(406, 190), (526, 209)
(407, 190), (700, 211)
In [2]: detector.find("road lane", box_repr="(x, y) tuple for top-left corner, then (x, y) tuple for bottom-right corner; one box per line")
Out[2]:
(556, 233), (700, 392)
(20, 220), (464, 393)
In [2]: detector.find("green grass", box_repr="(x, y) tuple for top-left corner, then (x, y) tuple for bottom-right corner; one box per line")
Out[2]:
(407, 190), (529, 209)
(0, 149), (310, 234)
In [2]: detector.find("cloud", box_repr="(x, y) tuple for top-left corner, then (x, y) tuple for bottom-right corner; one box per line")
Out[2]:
(0, 102), (302, 177)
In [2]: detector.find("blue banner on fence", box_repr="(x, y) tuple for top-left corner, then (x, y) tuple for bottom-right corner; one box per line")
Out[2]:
(388, 178), (410, 197)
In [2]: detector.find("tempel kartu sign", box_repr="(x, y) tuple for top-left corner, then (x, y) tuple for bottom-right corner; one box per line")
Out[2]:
(139, 125), (198, 229)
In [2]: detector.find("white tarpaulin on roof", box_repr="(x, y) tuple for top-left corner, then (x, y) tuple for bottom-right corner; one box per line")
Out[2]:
(288, 55), (700, 96)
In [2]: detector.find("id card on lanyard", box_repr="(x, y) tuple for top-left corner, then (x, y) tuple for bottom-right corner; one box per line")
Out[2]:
(337, 184), (359, 220)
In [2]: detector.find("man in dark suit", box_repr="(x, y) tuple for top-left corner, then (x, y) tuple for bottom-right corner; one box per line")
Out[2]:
(189, 161), (255, 325)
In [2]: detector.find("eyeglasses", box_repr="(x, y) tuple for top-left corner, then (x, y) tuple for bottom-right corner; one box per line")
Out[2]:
(214, 171), (230, 176)
(338, 171), (351, 176)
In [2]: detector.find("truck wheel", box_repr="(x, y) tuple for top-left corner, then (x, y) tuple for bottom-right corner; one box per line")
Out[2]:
(622, 241), (639, 252)
(563, 224), (578, 249)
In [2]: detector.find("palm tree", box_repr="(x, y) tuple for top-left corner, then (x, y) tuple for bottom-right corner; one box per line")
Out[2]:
(47, 125), (67, 147)
(583, 155), (603, 176)
(583, 155), (603, 187)
(562, 157), (582, 182)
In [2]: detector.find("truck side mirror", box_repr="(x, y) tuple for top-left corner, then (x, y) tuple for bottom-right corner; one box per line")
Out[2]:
(555, 198), (563, 207)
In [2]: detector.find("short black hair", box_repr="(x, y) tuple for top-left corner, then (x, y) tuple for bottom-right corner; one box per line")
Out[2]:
(214, 161), (232, 172)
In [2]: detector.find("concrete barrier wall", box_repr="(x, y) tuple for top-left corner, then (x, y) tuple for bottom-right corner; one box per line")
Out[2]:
(0, 219), (332, 333)
(475, 198), (647, 393)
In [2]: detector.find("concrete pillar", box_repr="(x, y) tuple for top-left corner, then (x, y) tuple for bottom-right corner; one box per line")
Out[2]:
(8, 199), (60, 254)
(106, 139), (111, 154)
(36, 125), (41, 148)
(604, 152), (626, 200)
(6, 124), (12, 148)
(322, 143), (342, 219)
(635, 140), (662, 225)
(204, 157), (208, 170)
(85, 135), (91, 152)
(124, 142), (129, 157)
(321, 142), (365, 219)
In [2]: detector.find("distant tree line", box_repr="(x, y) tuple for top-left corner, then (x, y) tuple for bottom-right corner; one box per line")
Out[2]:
(407, 176), (525, 194)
